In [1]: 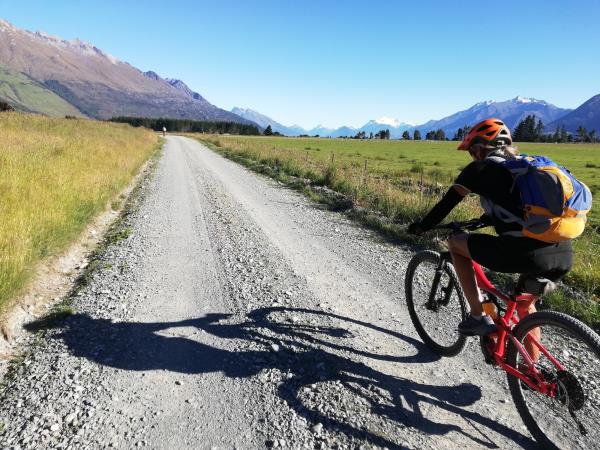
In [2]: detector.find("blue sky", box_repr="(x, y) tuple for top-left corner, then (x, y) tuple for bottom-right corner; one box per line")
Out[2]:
(1, 0), (599, 128)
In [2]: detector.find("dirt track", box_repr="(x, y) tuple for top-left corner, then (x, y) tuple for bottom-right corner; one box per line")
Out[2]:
(0, 136), (538, 449)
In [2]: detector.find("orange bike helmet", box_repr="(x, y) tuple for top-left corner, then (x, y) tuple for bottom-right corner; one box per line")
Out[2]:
(457, 118), (512, 150)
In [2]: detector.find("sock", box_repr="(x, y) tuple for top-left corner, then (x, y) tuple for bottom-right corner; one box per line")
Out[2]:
(483, 315), (496, 325)
(477, 289), (485, 303)
(471, 313), (483, 321)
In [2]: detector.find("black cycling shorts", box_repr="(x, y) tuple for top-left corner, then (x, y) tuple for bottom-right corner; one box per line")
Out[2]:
(467, 234), (573, 281)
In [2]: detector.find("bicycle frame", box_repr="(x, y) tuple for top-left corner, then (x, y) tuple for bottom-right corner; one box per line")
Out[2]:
(472, 261), (564, 395)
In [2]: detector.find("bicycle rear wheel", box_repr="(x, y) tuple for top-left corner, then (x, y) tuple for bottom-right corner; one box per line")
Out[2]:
(506, 310), (600, 450)
(404, 250), (468, 356)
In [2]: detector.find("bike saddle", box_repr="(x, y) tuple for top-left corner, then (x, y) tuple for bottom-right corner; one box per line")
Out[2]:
(516, 275), (557, 296)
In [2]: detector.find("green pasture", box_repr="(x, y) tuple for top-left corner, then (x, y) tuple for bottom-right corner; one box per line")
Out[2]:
(220, 136), (600, 223)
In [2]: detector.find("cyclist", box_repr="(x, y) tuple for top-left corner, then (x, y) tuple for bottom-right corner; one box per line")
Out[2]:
(408, 118), (573, 336)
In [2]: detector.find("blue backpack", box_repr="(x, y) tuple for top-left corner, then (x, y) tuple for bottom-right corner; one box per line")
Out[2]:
(484, 155), (592, 243)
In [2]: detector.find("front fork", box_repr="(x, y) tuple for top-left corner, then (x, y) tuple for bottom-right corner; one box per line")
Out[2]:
(426, 253), (454, 310)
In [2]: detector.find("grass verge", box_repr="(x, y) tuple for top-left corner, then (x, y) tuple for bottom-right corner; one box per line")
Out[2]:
(0, 112), (159, 312)
(0, 144), (162, 393)
(194, 134), (600, 330)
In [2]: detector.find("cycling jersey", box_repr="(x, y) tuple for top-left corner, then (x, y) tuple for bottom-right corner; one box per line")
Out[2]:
(421, 155), (523, 234)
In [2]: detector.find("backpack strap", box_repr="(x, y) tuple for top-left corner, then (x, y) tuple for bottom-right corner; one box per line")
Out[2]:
(480, 199), (526, 237)
(489, 203), (525, 225)
(485, 154), (506, 164)
(486, 153), (532, 193)
(482, 153), (531, 236)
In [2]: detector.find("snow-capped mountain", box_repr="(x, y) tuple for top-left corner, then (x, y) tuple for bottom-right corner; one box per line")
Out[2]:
(328, 126), (358, 138)
(229, 108), (418, 138)
(358, 118), (414, 138)
(415, 97), (571, 137)
(307, 124), (335, 137)
(287, 124), (308, 135)
(378, 117), (400, 127)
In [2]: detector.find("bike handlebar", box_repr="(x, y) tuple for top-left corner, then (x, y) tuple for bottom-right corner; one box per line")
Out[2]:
(431, 219), (488, 233)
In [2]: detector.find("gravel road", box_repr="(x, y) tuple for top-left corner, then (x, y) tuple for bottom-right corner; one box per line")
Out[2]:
(0, 136), (541, 449)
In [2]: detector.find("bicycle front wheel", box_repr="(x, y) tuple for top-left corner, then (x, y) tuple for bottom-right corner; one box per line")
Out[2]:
(507, 310), (600, 450)
(404, 250), (468, 356)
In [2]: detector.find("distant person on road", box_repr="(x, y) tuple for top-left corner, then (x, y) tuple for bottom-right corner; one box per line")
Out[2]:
(162, 126), (166, 137)
(408, 119), (573, 336)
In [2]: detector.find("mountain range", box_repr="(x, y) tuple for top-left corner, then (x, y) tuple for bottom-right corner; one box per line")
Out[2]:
(231, 107), (417, 138)
(0, 18), (598, 138)
(232, 97), (577, 139)
(0, 64), (84, 117)
(231, 107), (299, 135)
(0, 19), (251, 123)
(417, 96), (570, 138)
(548, 94), (600, 133)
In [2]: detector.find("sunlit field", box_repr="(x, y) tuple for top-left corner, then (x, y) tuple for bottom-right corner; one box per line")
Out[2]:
(204, 136), (600, 218)
(0, 113), (159, 310)
(196, 135), (600, 307)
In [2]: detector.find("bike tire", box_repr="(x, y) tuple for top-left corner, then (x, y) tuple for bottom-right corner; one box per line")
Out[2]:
(506, 310), (600, 449)
(404, 250), (468, 356)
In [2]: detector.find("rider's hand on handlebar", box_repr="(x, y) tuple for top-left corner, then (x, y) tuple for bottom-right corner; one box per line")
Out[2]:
(479, 214), (493, 227)
(408, 222), (424, 236)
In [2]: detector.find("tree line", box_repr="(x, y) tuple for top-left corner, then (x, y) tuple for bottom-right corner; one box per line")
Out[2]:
(263, 125), (284, 136)
(339, 118), (597, 143)
(349, 129), (391, 139)
(511, 115), (597, 143)
(110, 115), (597, 143)
(0, 101), (15, 112)
(436, 116), (598, 144)
(398, 116), (598, 143)
(109, 116), (261, 135)
(340, 129), (428, 140)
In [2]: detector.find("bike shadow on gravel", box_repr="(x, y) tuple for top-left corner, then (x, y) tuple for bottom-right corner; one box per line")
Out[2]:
(26, 307), (536, 449)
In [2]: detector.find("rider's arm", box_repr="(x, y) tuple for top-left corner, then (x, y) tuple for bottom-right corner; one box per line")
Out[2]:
(412, 162), (480, 232)
(418, 185), (468, 231)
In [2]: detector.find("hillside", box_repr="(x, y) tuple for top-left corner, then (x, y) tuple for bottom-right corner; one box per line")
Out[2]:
(231, 107), (290, 134)
(547, 94), (600, 133)
(0, 19), (252, 123)
(0, 65), (85, 117)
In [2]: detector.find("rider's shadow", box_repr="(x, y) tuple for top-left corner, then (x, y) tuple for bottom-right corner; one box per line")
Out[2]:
(26, 307), (536, 449)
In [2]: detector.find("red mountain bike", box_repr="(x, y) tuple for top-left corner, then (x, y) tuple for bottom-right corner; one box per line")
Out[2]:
(404, 219), (600, 449)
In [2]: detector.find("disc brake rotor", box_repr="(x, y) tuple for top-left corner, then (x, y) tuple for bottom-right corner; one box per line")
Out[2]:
(555, 370), (586, 411)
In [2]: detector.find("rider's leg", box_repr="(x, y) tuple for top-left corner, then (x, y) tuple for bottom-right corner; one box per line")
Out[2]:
(448, 234), (497, 336)
(448, 234), (482, 315)
(517, 300), (541, 363)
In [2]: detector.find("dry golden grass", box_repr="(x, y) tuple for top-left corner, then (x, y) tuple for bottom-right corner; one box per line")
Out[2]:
(0, 113), (158, 310)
